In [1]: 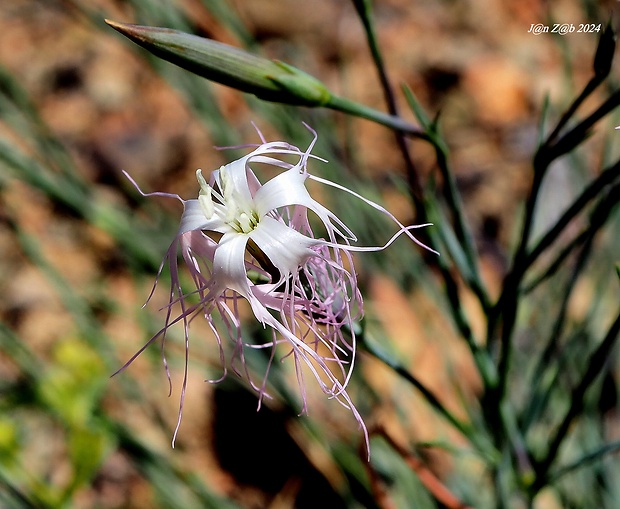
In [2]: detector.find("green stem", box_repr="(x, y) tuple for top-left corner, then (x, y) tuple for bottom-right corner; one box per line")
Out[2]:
(488, 78), (620, 395)
(350, 0), (425, 204)
(546, 76), (603, 143)
(326, 94), (427, 139)
(493, 167), (544, 399)
(531, 310), (620, 492)
(360, 331), (496, 460)
(523, 159), (620, 276)
(548, 439), (620, 483)
(514, 180), (619, 433)
(430, 135), (491, 312)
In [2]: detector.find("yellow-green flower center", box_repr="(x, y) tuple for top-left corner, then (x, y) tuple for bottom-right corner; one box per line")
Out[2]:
(196, 168), (260, 234)
(230, 210), (259, 234)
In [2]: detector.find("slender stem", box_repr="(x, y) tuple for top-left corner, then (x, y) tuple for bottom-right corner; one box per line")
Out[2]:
(326, 94), (428, 139)
(346, 2), (500, 417)
(507, 179), (619, 431)
(523, 208), (613, 294)
(431, 138), (490, 312)
(531, 311), (620, 492)
(522, 237), (594, 431)
(548, 439), (620, 483)
(546, 76), (603, 143)
(350, 0), (425, 205)
(524, 159), (620, 275)
(489, 75), (620, 353)
(359, 332), (494, 458)
(499, 400), (534, 478)
(374, 427), (475, 509)
(547, 88), (620, 161)
(349, 0), (495, 391)
(349, 0), (494, 393)
(492, 167), (544, 400)
(488, 84), (620, 401)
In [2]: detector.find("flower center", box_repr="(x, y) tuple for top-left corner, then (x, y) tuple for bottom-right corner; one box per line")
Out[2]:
(196, 168), (260, 234)
(230, 209), (259, 234)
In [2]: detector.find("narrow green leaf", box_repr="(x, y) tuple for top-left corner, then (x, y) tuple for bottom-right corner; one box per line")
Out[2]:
(550, 440), (620, 482)
(402, 84), (432, 130)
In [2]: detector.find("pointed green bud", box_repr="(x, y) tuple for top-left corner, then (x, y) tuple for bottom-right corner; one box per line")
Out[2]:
(270, 61), (331, 105)
(105, 20), (332, 107)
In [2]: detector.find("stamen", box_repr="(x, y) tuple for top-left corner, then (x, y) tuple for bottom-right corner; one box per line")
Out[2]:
(237, 211), (255, 233)
(196, 170), (215, 219)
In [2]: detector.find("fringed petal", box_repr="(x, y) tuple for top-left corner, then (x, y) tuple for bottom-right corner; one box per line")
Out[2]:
(120, 125), (437, 460)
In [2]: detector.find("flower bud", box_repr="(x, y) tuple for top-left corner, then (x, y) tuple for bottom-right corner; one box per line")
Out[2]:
(593, 22), (616, 78)
(105, 20), (332, 106)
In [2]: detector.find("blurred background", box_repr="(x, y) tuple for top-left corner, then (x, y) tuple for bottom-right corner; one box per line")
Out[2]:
(1, 0), (619, 508)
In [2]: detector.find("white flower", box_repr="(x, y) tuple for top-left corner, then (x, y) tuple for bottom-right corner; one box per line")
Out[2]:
(118, 125), (437, 455)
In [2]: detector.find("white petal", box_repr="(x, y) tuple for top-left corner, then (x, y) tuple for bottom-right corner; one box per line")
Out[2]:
(309, 173), (439, 254)
(253, 167), (308, 214)
(212, 232), (274, 325)
(178, 200), (228, 235)
(249, 216), (320, 278)
(211, 232), (252, 298)
(221, 157), (254, 206)
(254, 169), (355, 240)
